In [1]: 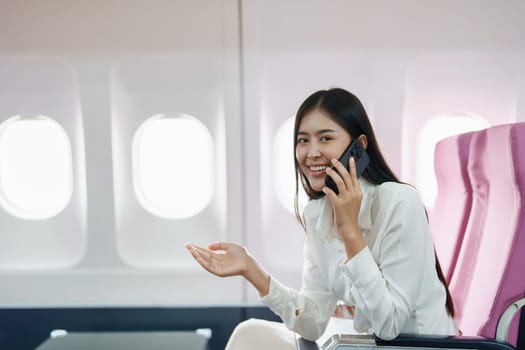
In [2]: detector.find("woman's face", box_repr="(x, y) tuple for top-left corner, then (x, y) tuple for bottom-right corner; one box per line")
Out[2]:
(296, 108), (352, 192)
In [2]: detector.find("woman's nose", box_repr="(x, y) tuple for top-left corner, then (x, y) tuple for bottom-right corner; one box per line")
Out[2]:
(307, 143), (322, 158)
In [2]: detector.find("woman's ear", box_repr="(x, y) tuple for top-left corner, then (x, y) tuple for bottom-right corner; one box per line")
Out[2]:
(358, 134), (368, 150)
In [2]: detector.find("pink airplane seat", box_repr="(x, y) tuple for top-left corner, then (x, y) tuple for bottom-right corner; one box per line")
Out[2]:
(449, 122), (525, 347)
(430, 131), (476, 282)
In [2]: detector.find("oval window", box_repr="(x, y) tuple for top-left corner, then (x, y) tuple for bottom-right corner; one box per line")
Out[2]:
(132, 113), (214, 219)
(273, 116), (307, 214)
(0, 115), (73, 220)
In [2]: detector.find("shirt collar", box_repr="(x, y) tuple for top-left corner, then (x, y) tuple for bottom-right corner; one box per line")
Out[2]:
(358, 178), (374, 231)
(303, 178), (375, 236)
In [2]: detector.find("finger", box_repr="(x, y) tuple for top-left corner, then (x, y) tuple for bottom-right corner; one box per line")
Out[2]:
(186, 244), (205, 260)
(193, 252), (215, 273)
(331, 158), (354, 191)
(347, 157), (363, 195)
(326, 165), (346, 194)
(185, 243), (199, 256)
(348, 157), (358, 185)
(331, 158), (350, 177)
(322, 185), (339, 203)
(191, 247), (220, 274)
(187, 243), (220, 260)
(187, 245), (214, 268)
(187, 246), (209, 265)
(186, 243), (206, 251)
(208, 242), (229, 251)
(191, 245), (214, 260)
(186, 244), (223, 276)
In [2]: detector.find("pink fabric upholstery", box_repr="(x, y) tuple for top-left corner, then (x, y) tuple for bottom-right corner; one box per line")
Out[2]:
(449, 123), (525, 346)
(430, 131), (475, 282)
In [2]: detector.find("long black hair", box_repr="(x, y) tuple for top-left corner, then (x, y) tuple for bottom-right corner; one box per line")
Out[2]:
(292, 87), (455, 317)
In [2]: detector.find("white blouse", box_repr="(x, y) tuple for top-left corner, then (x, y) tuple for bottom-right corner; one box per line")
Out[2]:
(261, 179), (457, 341)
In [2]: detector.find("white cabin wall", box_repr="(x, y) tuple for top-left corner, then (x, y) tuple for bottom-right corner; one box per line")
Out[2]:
(518, 62), (525, 122)
(0, 0), (244, 306)
(0, 0), (523, 306)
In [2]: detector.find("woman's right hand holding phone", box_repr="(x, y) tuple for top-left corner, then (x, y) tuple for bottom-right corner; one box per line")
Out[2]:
(324, 157), (367, 260)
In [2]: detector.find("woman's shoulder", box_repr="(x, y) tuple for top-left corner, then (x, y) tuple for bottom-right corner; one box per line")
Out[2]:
(375, 181), (420, 199)
(371, 181), (425, 213)
(368, 181), (428, 227)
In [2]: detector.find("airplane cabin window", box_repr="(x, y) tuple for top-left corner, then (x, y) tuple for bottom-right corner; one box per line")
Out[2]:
(0, 115), (73, 220)
(273, 116), (307, 214)
(274, 117), (296, 213)
(132, 113), (214, 219)
(416, 112), (490, 210)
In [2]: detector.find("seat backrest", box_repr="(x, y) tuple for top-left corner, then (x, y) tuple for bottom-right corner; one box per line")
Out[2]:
(430, 131), (475, 282)
(450, 123), (525, 346)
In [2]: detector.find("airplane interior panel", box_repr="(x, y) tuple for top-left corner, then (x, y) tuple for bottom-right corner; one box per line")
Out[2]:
(0, 1), (524, 349)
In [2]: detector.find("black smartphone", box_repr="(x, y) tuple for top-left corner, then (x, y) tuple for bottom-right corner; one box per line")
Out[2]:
(325, 138), (369, 194)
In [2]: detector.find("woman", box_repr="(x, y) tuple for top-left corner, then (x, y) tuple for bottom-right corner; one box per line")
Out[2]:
(186, 88), (457, 349)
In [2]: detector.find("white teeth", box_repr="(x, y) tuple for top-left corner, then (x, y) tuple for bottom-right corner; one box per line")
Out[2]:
(309, 165), (327, 171)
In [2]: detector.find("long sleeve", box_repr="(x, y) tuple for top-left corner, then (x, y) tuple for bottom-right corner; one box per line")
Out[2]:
(261, 237), (339, 341)
(342, 185), (444, 340)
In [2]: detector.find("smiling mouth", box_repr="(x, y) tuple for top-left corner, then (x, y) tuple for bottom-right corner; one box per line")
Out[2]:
(308, 165), (329, 175)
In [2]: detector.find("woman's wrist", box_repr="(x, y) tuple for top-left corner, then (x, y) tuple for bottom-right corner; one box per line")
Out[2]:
(340, 226), (366, 259)
(243, 255), (270, 297)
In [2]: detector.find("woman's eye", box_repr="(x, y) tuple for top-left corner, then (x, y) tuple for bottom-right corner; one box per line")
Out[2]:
(320, 136), (332, 142)
(297, 138), (308, 144)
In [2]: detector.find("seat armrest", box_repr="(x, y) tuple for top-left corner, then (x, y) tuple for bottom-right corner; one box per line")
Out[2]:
(376, 335), (515, 350)
(297, 334), (515, 350)
(496, 298), (525, 342)
(297, 334), (375, 350)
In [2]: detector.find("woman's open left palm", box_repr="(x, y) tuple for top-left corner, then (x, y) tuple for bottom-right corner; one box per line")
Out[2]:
(186, 242), (249, 277)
